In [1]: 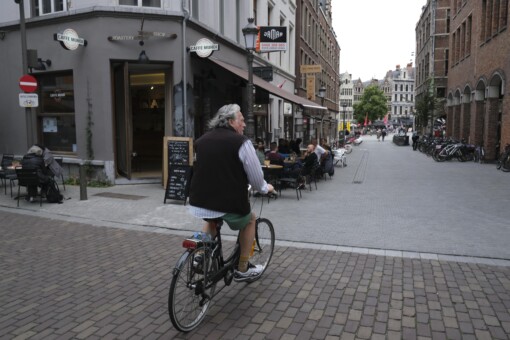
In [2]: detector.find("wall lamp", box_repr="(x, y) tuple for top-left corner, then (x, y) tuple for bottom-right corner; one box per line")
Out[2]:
(138, 50), (149, 63)
(35, 58), (51, 70)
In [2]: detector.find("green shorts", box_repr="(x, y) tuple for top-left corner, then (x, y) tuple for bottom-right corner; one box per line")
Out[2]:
(222, 212), (252, 231)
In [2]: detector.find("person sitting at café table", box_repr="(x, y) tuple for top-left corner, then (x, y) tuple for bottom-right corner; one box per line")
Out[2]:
(266, 142), (284, 166)
(256, 142), (266, 165)
(289, 138), (302, 156)
(277, 139), (291, 154)
(312, 138), (328, 161)
(20, 144), (60, 202)
(302, 144), (318, 177)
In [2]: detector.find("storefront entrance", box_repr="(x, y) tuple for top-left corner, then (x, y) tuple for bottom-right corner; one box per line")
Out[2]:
(112, 62), (172, 180)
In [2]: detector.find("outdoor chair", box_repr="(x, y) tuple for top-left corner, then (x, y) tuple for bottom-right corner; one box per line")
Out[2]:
(277, 168), (305, 200)
(1, 154), (17, 196)
(307, 163), (320, 191)
(15, 167), (42, 207)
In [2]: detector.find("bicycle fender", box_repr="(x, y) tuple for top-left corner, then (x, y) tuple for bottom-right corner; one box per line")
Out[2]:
(172, 250), (191, 276)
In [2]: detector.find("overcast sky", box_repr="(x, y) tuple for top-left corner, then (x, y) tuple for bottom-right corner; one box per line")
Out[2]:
(331, 0), (426, 81)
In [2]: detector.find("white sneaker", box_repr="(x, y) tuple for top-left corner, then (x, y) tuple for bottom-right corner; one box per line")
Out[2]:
(234, 263), (264, 282)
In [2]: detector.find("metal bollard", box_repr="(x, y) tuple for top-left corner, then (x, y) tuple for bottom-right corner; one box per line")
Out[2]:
(79, 163), (87, 201)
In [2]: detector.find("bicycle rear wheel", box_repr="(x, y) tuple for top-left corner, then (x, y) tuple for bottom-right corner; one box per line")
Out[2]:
(168, 247), (217, 332)
(247, 218), (275, 283)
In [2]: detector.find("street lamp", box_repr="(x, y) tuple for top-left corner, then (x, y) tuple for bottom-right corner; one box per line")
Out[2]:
(318, 85), (326, 141)
(242, 18), (259, 141)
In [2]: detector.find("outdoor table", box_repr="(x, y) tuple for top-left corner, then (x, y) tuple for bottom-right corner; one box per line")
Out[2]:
(261, 164), (283, 187)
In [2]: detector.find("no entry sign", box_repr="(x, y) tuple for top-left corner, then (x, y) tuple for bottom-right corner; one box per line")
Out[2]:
(19, 74), (38, 93)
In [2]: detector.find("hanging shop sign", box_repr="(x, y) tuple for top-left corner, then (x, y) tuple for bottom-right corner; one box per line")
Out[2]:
(54, 28), (87, 50)
(300, 64), (322, 74)
(188, 38), (219, 58)
(256, 26), (287, 52)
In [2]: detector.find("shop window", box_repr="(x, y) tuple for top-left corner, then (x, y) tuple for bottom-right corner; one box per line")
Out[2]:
(32, 0), (67, 16)
(119, 0), (161, 7)
(37, 72), (77, 153)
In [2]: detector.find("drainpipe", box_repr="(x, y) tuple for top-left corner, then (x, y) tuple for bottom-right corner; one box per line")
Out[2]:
(15, 0), (34, 148)
(181, 0), (189, 137)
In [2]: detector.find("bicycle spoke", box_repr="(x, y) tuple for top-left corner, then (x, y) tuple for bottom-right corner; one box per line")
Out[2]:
(169, 247), (217, 332)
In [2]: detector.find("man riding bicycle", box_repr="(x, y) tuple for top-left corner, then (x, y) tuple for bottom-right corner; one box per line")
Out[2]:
(188, 104), (274, 282)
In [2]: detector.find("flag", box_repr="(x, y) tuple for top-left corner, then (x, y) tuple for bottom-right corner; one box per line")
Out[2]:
(383, 114), (388, 125)
(278, 80), (286, 88)
(364, 113), (368, 127)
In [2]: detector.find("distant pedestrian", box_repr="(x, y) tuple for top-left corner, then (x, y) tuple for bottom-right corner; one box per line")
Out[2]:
(412, 131), (419, 150)
(381, 129), (387, 141)
(376, 129), (381, 141)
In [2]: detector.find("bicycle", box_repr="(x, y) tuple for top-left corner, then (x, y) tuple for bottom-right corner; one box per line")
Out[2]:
(496, 143), (510, 172)
(473, 144), (486, 163)
(168, 191), (276, 332)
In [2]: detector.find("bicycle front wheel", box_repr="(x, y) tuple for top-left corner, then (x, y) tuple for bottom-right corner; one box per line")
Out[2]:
(168, 247), (217, 332)
(502, 154), (510, 172)
(247, 218), (275, 283)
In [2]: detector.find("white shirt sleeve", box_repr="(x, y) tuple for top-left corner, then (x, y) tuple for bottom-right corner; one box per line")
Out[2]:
(239, 140), (269, 194)
(315, 144), (326, 158)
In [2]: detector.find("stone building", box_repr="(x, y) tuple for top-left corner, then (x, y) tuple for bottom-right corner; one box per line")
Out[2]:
(415, 0), (450, 130)
(388, 64), (416, 126)
(295, 0), (340, 143)
(0, 0), (325, 183)
(339, 71), (354, 128)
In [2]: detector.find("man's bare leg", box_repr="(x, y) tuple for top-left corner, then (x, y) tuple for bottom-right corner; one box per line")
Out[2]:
(237, 212), (256, 272)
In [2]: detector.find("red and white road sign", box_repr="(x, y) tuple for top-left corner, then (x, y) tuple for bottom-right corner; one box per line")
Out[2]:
(19, 74), (38, 93)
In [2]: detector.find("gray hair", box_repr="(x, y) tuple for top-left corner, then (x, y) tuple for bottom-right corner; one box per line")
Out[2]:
(207, 104), (240, 130)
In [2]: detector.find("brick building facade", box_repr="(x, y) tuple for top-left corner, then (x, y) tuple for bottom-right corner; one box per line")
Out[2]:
(446, 0), (509, 160)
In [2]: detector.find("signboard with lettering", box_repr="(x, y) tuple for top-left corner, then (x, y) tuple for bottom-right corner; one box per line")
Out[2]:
(54, 29), (87, 50)
(189, 38), (219, 58)
(107, 31), (177, 41)
(256, 26), (287, 52)
(300, 64), (322, 74)
(306, 75), (316, 101)
(163, 137), (193, 204)
(19, 93), (39, 108)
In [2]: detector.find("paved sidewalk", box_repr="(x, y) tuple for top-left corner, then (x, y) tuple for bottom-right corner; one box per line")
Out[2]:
(1, 211), (510, 339)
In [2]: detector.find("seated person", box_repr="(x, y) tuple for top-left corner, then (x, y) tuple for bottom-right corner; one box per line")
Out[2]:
(278, 139), (291, 154)
(21, 145), (55, 202)
(290, 138), (302, 156)
(266, 142), (284, 166)
(302, 144), (318, 177)
(255, 142), (266, 165)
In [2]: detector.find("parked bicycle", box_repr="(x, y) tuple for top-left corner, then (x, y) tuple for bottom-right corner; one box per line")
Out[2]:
(473, 144), (486, 163)
(168, 191), (276, 332)
(433, 139), (475, 162)
(496, 143), (510, 172)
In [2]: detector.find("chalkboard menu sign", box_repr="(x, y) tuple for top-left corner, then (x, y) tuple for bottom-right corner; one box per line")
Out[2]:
(164, 165), (191, 203)
(163, 137), (193, 204)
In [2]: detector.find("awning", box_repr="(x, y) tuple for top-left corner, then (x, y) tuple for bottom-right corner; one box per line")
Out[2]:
(209, 58), (327, 111)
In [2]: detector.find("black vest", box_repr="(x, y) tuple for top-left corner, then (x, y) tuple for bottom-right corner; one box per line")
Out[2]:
(189, 127), (250, 215)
